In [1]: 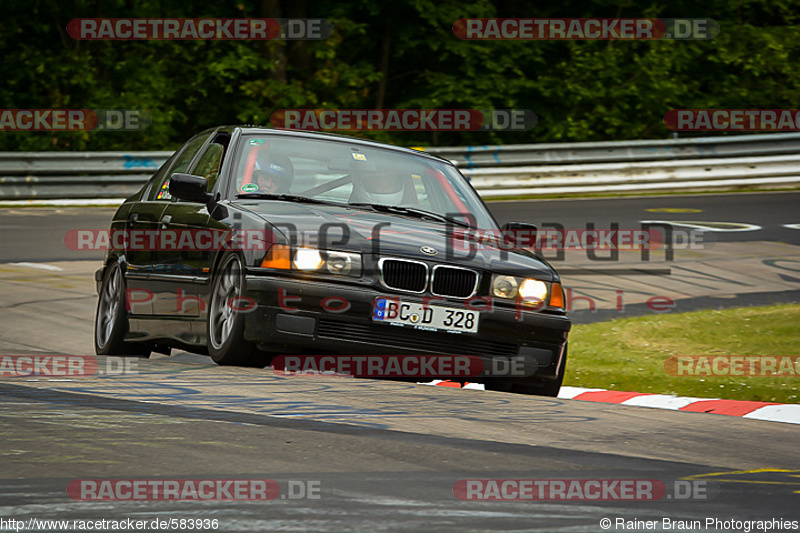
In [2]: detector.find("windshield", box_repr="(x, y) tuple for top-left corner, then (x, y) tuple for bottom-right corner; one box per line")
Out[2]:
(230, 134), (497, 229)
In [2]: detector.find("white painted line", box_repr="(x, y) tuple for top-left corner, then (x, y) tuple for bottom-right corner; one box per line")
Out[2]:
(742, 404), (800, 425)
(640, 220), (762, 232)
(783, 224), (800, 230)
(479, 176), (800, 198)
(0, 199), (125, 207)
(622, 394), (719, 410)
(10, 262), (64, 271)
(557, 386), (605, 399)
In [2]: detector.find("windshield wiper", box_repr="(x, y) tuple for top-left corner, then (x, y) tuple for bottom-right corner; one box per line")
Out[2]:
(235, 193), (342, 206)
(349, 203), (471, 228)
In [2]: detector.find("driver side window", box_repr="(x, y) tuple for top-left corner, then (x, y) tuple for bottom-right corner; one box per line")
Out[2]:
(191, 143), (225, 192)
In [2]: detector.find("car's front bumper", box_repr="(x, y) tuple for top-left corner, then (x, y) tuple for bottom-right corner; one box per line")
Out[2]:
(242, 273), (571, 382)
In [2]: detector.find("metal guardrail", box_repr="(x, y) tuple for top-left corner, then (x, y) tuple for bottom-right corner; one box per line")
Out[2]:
(461, 153), (800, 198)
(429, 133), (800, 197)
(425, 132), (800, 167)
(1, 133), (799, 201)
(0, 151), (172, 200)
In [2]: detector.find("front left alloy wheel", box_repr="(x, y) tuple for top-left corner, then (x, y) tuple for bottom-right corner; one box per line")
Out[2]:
(207, 253), (262, 367)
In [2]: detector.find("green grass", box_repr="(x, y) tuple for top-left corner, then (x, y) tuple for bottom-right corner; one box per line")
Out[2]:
(566, 304), (800, 404)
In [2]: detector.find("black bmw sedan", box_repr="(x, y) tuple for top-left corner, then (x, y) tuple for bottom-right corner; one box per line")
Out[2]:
(94, 126), (571, 395)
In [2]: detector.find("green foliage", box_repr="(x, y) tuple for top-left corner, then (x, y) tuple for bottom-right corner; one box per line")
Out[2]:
(2, 0), (800, 150)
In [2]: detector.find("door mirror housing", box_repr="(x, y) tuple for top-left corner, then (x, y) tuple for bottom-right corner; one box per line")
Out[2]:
(169, 173), (212, 203)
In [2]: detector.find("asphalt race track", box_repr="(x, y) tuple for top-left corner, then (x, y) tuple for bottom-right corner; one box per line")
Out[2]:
(1, 192), (799, 531)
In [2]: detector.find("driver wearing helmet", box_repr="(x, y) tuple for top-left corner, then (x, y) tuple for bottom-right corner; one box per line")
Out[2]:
(253, 154), (294, 194)
(352, 172), (410, 205)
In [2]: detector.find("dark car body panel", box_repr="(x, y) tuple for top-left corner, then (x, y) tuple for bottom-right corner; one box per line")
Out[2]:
(97, 126), (571, 381)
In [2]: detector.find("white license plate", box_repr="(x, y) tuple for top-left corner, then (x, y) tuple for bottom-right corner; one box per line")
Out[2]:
(372, 298), (479, 334)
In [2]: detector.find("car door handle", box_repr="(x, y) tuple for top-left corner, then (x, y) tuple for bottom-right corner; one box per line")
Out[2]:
(160, 215), (172, 229)
(126, 213), (139, 228)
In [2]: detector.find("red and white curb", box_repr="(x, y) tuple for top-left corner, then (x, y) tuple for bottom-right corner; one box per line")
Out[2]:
(424, 382), (800, 425)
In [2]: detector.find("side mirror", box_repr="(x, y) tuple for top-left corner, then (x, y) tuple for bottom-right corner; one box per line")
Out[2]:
(502, 221), (538, 248)
(169, 173), (212, 203)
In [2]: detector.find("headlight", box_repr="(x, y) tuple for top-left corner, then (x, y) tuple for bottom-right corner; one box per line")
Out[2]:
(293, 248), (324, 271)
(326, 251), (361, 276)
(261, 246), (361, 277)
(491, 274), (552, 308)
(519, 279), (548, 302)
(491, 275), (519, 299)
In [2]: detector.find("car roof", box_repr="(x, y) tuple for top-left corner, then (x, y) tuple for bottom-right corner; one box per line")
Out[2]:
(209, 125), (452, 164)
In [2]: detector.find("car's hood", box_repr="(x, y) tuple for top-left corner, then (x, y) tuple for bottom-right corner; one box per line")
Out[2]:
(235, 201), (557, 280)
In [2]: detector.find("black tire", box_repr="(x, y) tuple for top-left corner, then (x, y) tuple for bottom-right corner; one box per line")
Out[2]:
(94, 262), (151, 357)
(485, 346), (567, 397)
(207, 253), (262, 367)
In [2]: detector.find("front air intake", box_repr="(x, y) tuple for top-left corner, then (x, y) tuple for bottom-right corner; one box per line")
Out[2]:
(379, 259), (428, 293)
